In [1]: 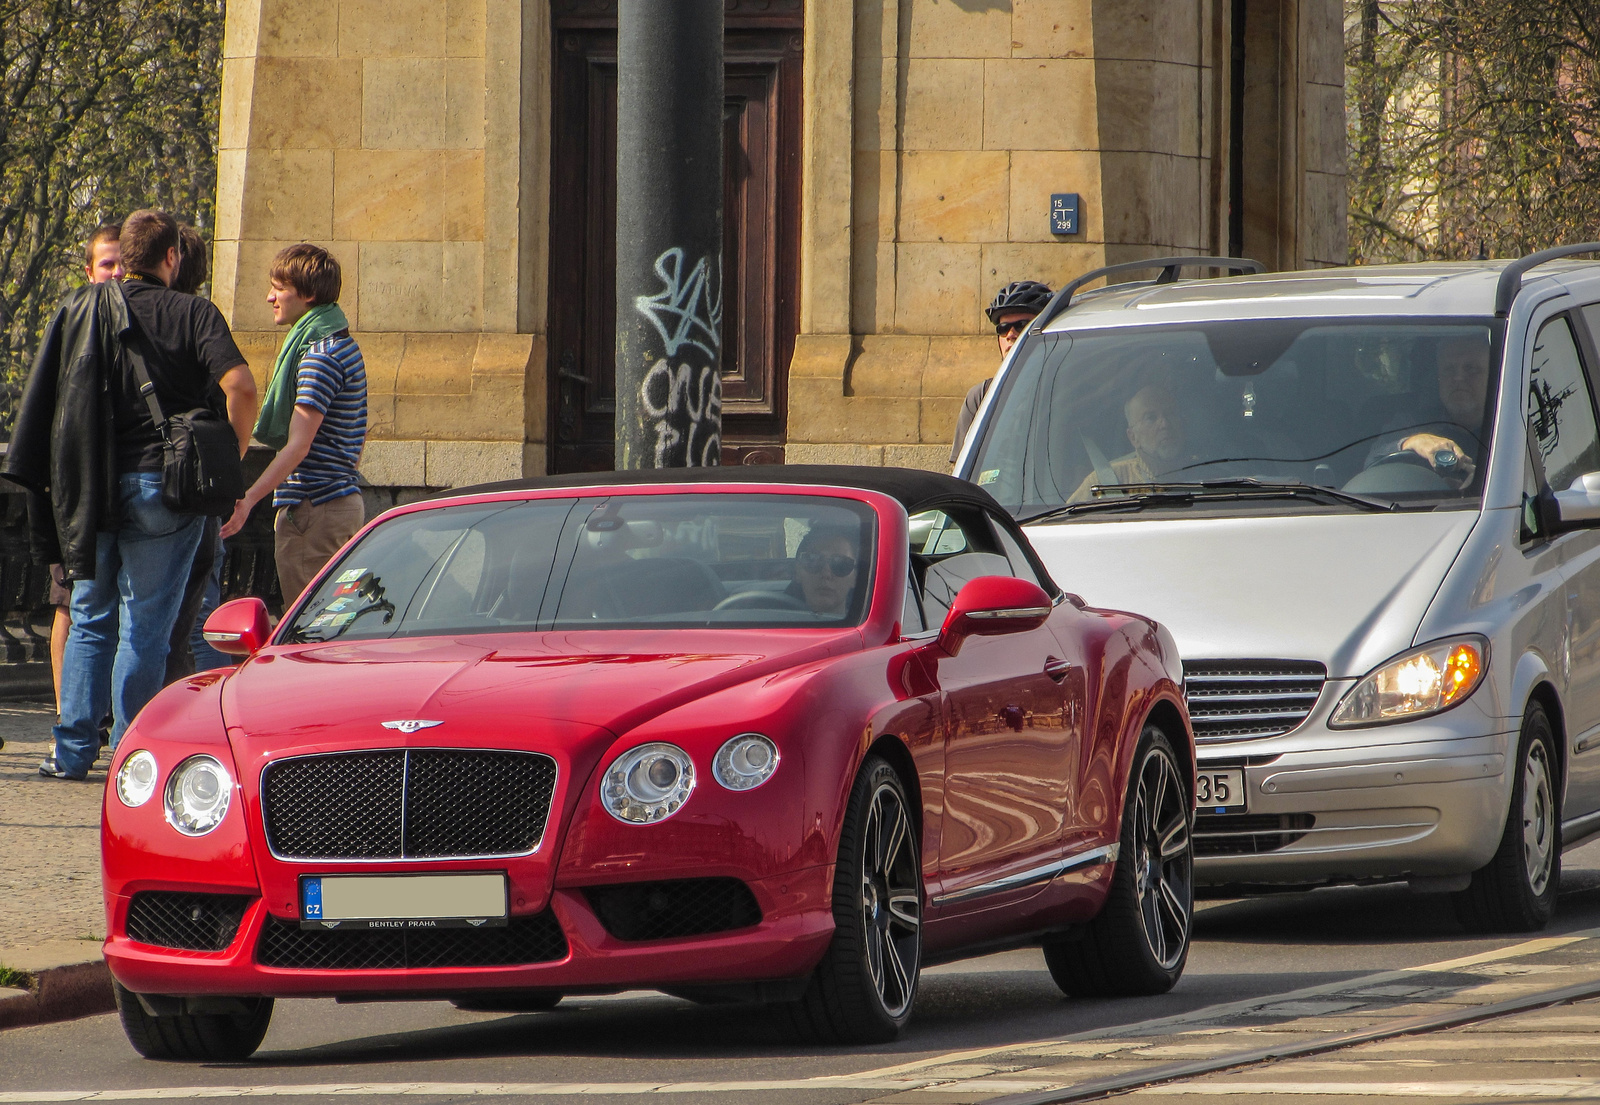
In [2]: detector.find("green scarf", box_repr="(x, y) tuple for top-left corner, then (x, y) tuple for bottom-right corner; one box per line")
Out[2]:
(253, 302), (349, 450)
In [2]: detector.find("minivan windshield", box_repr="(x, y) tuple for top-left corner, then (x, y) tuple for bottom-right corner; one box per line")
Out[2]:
(283, 493), (878, 643)
(968, 319), (1500, 520)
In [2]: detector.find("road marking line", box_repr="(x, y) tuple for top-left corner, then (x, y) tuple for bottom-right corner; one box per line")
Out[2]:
(0, 1078), (1066, 1102)
(1140, 1079), (1600, 1097)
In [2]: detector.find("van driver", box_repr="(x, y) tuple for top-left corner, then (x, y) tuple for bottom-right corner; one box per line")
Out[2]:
(1368, 334), (1491, 485)
(1069, 384), (1195, 501)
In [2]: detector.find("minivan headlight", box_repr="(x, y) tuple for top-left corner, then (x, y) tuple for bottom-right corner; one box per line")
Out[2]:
(601, 743), (695, 823)
(164, 755), (233, 836)
(1330, 637), (1487, 727)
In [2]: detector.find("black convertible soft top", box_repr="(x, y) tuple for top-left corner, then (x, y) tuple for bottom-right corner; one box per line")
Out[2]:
(449, 465), (1004, 519)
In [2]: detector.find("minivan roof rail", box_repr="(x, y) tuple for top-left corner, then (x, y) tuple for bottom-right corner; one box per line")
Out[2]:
(1031, 256), (1265, 333)
(1495, 243), (1600, 317)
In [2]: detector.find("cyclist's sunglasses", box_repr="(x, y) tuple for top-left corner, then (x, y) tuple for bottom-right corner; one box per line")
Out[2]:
(995, 319), (1031, 338)
(797, 552), (857, 577)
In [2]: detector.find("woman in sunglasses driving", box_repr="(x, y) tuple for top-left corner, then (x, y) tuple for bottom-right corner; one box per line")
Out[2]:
(790, 525), (859, 618)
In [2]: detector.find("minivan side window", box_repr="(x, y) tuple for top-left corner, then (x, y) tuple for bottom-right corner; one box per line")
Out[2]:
(1528, 316), (1600, 494)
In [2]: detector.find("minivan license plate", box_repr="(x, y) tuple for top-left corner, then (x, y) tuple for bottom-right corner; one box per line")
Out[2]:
(1196, 769), (1246, 812)
(299, 873), (508, 930)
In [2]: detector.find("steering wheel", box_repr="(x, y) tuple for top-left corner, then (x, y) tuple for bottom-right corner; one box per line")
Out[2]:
(713, 590), (811, 612)
(1367, 450), (1438, 471)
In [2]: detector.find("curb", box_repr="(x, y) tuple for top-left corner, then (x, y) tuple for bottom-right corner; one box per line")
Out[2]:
(0, 960), (115, 1030)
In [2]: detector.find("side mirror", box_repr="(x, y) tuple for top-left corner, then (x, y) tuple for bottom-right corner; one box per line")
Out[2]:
(937, 576), (1054, 655)
(202, 598), (271, 656)
(1553, 471), (1600, 532)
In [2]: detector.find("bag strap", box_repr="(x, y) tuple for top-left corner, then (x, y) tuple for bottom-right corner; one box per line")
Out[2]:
(113, 282), (169, 439)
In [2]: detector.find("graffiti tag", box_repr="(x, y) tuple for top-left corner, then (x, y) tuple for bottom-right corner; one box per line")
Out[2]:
(641, 359), (722, 467)
(634, 248), (723, 360)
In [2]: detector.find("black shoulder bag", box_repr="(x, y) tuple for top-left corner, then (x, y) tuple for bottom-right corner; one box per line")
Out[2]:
(122, 320), (245, 517)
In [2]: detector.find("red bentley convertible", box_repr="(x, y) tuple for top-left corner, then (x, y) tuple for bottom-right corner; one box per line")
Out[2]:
(102, 467), (1195, 1059)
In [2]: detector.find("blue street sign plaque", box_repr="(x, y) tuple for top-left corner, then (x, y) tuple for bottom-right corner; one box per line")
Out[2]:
(1051, 193), (1080, 235)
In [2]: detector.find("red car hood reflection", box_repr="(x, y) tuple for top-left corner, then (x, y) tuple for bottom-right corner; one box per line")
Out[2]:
(219, 630), (861, 748)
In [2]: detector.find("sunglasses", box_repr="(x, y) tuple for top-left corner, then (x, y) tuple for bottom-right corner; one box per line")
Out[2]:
(797, 552), (857, 577)
(995, 320), (1030, 338)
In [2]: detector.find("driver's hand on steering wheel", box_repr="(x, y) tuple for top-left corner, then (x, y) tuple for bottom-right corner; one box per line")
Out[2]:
(1399, 432), (1475, 484)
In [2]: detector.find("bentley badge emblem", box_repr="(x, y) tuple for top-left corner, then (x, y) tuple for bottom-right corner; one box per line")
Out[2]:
(381, 720), (444, 734)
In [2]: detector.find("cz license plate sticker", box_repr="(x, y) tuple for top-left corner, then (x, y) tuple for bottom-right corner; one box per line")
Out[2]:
(299, 873), (508, 931)
(1196, 768), (1246, 813)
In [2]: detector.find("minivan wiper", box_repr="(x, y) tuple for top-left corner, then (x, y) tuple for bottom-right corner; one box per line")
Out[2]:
(1018, 478), (1397, 524)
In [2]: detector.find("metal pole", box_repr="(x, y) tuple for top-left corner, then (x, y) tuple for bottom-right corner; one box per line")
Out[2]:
(614, 0), (725, 469)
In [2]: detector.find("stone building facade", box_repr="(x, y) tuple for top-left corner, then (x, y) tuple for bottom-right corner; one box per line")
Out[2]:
(215, 0), (1347, 492)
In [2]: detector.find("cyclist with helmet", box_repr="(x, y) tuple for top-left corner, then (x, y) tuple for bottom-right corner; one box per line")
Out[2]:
(950, 280), (1054, 464)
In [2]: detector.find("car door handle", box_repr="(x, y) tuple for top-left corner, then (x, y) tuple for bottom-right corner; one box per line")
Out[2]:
(1044, 656), (1073, 682)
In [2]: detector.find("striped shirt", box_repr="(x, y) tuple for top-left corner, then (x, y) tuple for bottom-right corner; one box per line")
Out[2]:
(273, 334), (368, 508)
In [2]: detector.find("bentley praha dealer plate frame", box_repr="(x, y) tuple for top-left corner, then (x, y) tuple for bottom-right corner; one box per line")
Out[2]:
(299, 872), (509, 930)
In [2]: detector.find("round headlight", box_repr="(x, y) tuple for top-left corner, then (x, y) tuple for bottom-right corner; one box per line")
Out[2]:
(165, 755), (233, 836)
(713, 733), (780, 791)
(601, 743), (695, 824)
(115, 750), (159, 808)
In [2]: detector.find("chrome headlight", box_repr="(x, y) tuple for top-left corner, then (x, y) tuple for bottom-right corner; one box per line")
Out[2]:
(164, 755), (233, 836)
(1330, 637), (1488, 728)
(115, 750), (159, 808)
(713, 733), (780, 791)
(601, 743), (695, 824)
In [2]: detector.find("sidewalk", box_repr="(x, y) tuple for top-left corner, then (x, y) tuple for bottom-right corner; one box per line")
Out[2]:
(0, 702), (114, 1026)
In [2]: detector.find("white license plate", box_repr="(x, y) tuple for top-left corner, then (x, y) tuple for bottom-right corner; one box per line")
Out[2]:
(300, 873), (508, 931)
(1195, 769), (1246, 812)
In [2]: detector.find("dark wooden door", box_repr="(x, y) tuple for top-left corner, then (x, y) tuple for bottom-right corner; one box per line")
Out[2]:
(548, 10), (802, 473)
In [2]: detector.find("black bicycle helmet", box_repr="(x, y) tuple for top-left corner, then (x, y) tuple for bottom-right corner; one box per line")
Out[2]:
(985, 280), (1054, 325)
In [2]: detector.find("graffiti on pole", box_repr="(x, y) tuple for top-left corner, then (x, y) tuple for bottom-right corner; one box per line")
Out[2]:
(634, 247), (723, 466)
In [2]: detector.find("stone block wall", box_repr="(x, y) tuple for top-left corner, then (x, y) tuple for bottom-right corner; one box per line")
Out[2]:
(215, 0), (537, 493)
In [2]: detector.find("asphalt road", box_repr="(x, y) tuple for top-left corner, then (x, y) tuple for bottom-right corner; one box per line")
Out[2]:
(6, 841), (1600, 1102)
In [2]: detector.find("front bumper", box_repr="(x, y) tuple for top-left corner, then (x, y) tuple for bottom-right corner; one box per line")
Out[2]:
(1194, 686), (1515, 885)
(104, 866), (834, 999)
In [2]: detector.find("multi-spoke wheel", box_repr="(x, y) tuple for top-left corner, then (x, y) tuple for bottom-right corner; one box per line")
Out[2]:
(1043, 724), (1193, 997)
(1455, 702), (1560, 933)
(786, 755), (922, 1043)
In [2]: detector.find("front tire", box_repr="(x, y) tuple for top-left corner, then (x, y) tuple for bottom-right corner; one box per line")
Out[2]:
(786, 755), (922, 1043)
(1454, 702), (1560, 933)
(115, 982), (273, 1061)
(1043, 724), (1192, 997)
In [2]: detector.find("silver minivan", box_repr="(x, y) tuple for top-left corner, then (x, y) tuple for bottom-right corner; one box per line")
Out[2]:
(955, 247), (1600, 931)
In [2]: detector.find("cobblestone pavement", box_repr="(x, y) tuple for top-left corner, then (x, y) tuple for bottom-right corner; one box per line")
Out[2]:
(0, 703), (108, 961)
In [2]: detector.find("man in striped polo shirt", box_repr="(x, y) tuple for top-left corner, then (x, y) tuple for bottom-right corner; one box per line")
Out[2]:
(221, 244), (367, 603)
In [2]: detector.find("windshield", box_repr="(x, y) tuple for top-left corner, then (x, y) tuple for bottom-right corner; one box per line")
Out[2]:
(283, 493), (878, 643)
(968, 319), (1500, 519)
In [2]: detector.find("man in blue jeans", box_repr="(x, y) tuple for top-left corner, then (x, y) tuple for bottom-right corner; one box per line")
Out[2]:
(6, 210), (257, 779)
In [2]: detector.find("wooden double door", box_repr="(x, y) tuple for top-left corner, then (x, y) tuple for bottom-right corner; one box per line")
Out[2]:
(547, 5), (802, 472)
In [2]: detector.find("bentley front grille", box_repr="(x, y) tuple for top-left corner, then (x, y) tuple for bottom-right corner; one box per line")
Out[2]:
(1183, 660), (1326, 743)
(256, 912), (567, 969)
(262, 749), (557, 861)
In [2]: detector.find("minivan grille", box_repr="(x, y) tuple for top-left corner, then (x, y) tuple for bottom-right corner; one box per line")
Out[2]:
(262, 749), (557, 860)
(1183, 660), (1326, 743)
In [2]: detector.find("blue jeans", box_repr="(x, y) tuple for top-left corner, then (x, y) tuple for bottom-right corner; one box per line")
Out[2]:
(53, 473), (205, 777)
(189, 535), (230, 672)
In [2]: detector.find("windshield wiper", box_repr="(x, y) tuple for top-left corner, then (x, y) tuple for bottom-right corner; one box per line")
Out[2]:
(1018, 478), (1397, 524)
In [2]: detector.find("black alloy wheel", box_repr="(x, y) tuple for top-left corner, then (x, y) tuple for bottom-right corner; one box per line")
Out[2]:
(1455, 701), (1560, 933)
(786, 755), (922, 1043)
(1043, 725), (1193, 996)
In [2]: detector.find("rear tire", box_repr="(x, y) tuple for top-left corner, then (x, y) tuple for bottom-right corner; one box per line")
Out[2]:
(785, 755), (922, 1044)
(1454, 703), (1560, 933)
(1043, 725), (1192, 997)
(114, 982), (273, 1061)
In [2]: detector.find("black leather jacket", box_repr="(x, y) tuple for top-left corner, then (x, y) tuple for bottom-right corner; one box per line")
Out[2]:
(3, 282), (127, 581)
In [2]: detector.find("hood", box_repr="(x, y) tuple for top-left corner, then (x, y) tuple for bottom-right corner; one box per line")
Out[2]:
(220, 629), (861, 750)
(1026, 511), (1479, 678)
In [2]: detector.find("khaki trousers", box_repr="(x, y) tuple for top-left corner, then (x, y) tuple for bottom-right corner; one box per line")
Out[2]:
(274, 493), (365, 605)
